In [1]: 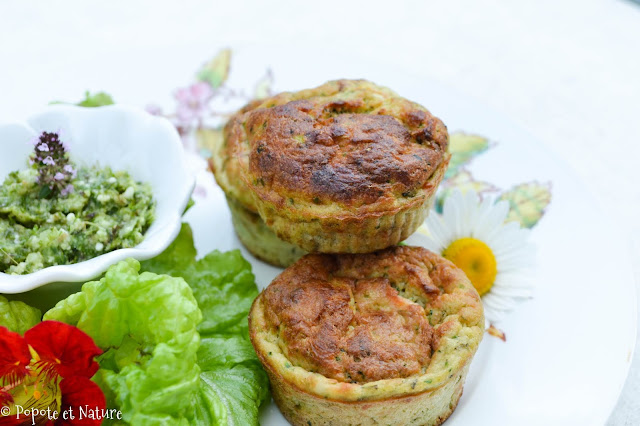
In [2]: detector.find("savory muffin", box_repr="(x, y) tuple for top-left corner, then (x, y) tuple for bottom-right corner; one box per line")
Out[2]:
(226, 195), (306, 267)
(249, 246), (484, 426)
(216, 79), (450, 253)
(207, 119), (306, 267)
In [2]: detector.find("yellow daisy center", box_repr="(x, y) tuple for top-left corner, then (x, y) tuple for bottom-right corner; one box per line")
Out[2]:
(442, 238), (497, 296)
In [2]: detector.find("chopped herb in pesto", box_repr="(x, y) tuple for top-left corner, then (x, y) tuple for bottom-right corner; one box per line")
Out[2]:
(0, 131), (155, 274)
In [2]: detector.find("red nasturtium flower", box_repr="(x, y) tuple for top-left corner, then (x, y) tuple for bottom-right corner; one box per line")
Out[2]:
(0, 321), (105, 425)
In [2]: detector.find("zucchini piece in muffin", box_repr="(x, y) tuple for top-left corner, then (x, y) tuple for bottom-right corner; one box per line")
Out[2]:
(249, 246), (484, 426)
(220, 79), (450, 253)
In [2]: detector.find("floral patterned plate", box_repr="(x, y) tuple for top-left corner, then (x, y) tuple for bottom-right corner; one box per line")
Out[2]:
(179, 47), (636, 426)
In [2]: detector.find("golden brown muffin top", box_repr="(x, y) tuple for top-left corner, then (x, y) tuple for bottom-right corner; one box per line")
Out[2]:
(225, 80), (449, 209)
(260, 246), (482, 384)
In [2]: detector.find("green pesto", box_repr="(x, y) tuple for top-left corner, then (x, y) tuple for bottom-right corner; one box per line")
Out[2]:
(0, 165), (154, 274)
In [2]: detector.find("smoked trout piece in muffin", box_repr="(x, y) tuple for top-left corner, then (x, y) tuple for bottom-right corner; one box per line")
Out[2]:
(221, 79), (450, 253)
(249, 246), (484, 426)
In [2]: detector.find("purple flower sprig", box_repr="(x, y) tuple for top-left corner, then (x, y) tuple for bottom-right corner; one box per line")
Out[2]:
(30, 131), (76, 198)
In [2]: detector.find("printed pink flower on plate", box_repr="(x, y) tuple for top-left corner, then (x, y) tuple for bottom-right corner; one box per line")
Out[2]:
(174, 82), (214, 123)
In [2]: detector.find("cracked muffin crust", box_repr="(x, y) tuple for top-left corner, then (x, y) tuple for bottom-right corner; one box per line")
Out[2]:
(217, 79), (450, 253)
(249, 246), (484, 426)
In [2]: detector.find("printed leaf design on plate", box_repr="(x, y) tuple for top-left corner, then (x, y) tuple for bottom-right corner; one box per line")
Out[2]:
(487, 325), (506, 341)
(446, 133), (491, 179)
(436, 169), (498, 213)
(196, 127), (224, 159)
(197, 48), (232, 88)
(254, 69), (274, 100)
(499, 182), (552, 228)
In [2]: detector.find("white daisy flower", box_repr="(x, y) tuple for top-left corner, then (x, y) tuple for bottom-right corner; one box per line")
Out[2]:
(409, 189), (534, 324)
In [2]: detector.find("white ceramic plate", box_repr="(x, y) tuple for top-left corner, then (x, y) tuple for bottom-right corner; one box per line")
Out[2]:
(183, 47), (637, 426)
(0, 105), (194, 293)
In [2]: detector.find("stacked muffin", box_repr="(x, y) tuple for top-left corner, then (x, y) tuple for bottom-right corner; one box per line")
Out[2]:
(211, 80), (484, 426)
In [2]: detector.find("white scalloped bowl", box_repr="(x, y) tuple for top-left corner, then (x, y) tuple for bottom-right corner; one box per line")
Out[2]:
(0, 105), (194, 293)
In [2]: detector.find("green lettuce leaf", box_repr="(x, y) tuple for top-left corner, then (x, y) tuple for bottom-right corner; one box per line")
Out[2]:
(142, 224), (268, 425)
(44, 258), (202, 425)
(0, 295), (41, 334)
(195, 336), (269, 426)
(44, 224), (268, 425)
(77, 91), (115, 107)
(141, 224), (259, 336)
(50, 91), (115, 108)
(140, 223), (197, 275)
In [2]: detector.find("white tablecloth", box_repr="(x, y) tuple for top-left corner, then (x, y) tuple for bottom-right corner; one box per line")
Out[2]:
(0, 0), (638, 423)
